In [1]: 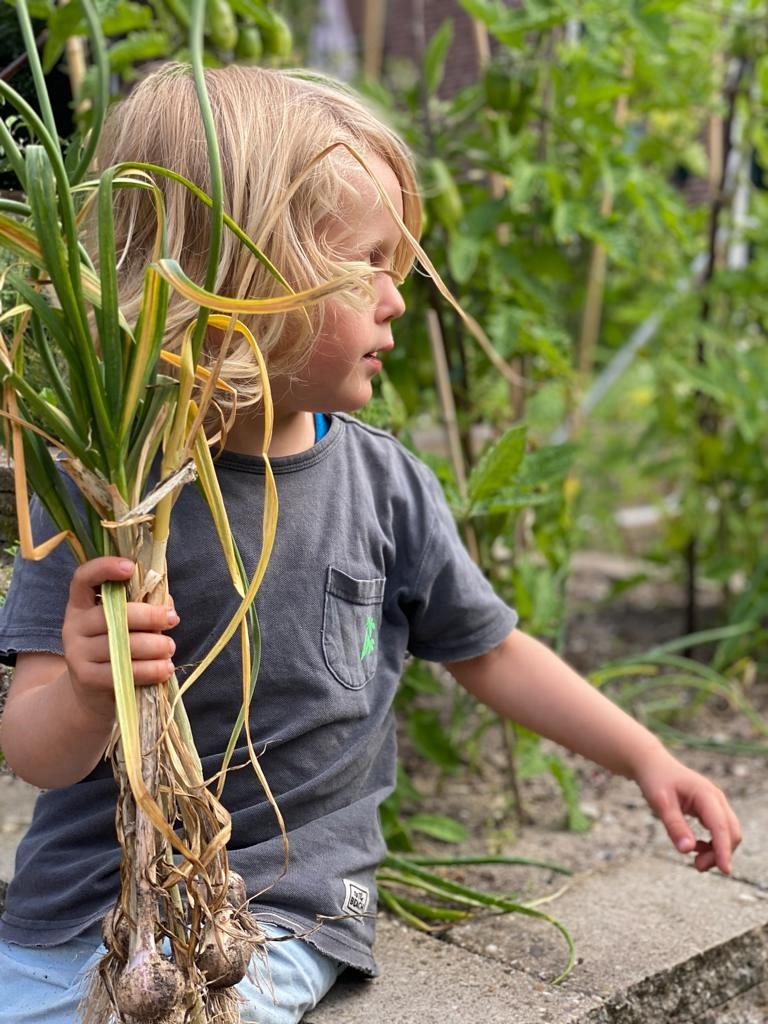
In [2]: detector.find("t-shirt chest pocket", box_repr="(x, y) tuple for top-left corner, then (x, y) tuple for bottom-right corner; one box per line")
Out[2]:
(322, 566), (386, 690)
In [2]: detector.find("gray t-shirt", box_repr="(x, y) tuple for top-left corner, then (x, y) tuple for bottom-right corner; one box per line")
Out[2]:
(0, 414), (517, 974)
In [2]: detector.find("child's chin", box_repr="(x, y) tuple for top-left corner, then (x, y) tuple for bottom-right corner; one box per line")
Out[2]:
(342, 386), (374, 412)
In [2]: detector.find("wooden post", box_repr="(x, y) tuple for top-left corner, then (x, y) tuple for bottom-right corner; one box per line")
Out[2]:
(362, 0), (386, 81)
(575, 62), (632, 378)
(426, 308), (480, 564)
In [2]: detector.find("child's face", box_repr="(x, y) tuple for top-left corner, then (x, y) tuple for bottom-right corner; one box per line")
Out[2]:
(273, 154), (406, 416)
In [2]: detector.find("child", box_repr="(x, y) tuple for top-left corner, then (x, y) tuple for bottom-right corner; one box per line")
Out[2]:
(0, 63), (741, 1024)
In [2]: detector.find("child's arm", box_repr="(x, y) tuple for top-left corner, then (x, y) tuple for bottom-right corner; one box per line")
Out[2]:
(0, 556), (178, 789)
(445, 629), (742, 874)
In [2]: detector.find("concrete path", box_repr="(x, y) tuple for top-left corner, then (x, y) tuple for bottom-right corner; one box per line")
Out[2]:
(307, 790), (768, 1024)
(1, 778), (766, 1022)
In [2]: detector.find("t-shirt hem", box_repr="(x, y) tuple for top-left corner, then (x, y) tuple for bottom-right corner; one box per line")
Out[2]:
(409, 608), (518, 663)
(0, 905), (379, 975)
(0, 906), (107, 946)
(250, 909), (378, 977)
(0, 629), (64, 664)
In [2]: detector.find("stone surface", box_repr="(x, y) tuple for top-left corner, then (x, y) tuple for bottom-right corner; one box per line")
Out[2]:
(307, 788), (768, 1023)
(447, 857), (767, 987)
(697, 980), (768, 1024)
(0, 774), (38, 881)
(305, 915), (602, 1024)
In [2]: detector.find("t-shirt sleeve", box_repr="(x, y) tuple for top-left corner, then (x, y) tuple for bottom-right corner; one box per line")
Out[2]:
(404, 465), (518, 662)
(0, 495), (77, 665)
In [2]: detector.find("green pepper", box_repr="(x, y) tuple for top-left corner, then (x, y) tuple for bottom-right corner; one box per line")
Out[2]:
(483, 62), (537, 132)
(426, 157), (463, 230)
(235, 24), (263, 62)
(483, 62), (522, 113)
(206, 0), (238, 52)
(260, 12), (292, 57)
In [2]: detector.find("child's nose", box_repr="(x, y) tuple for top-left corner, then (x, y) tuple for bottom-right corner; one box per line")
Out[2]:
(378, 275), (406, 322)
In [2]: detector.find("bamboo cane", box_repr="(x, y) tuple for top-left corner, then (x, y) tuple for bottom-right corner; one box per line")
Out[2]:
(362, 0), (386, 81)
(575, 60), (632, 379)
(426, 308), (479, 564)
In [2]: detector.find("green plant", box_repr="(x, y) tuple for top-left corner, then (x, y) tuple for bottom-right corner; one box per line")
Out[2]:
(377, 851), (576, 983)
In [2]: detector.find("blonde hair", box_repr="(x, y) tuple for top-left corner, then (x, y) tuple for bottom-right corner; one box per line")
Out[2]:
(96, 62), (421, 410)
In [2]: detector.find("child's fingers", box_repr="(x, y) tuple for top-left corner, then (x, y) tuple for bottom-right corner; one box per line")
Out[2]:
(709, 820), (738, 874)
(125, 602), (180, 633)
(129, 658), (176, 685)
(657, 786), (738, 874)
(67, 557), (135, 610)
(692, 790), (739, 874)
(656, 797), (697, 854)
(694, 839), (727, 873)
(83, 631), (176, 665)
(677, 790), (740, 874)
(74, 600), (178, 639)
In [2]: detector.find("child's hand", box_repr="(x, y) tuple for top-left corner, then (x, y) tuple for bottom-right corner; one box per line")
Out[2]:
(633, 749), (742, 874)
(62, 556), (179, 724)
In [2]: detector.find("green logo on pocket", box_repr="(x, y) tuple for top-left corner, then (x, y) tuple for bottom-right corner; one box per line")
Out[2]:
(360, 615), (377, 660)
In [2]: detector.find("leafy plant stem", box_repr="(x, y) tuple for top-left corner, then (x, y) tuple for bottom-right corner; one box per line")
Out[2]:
(189, 0), (224, 366)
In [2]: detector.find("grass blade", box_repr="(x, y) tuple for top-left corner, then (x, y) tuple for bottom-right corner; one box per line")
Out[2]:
(96, 167), (124, 415)
(69, 0), (110, 185)
(189, 0), (224, 365)
(14, 0), (59, 144)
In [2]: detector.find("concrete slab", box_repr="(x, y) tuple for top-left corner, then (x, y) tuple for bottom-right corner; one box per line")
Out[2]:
(305, 915), (601, 1024)
(0, 774), (38, 881)
(460, 854), (766, 972)
(697, 980), (768, 1024)
(311, 786), (768, 1024)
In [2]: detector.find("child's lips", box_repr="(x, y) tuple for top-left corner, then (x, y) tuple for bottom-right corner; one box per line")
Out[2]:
(363, 340), (395, 361)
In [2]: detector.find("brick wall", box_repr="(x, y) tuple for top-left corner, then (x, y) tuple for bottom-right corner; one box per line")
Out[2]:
(344, 0), (484, 95)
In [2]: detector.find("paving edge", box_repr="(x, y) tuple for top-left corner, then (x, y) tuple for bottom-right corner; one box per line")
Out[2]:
(582, 922), (768, 1023)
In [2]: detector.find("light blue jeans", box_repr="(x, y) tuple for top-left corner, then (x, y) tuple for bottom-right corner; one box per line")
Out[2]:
(0, 921), (343, 1024)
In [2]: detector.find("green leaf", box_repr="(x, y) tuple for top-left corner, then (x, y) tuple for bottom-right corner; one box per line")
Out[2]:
(400, 659), (444, 696)
(407, 813), (468, 843)
(547, 757), (591, 833)
(424, 18), (453, 96)
(468, 425), (526, 504)
(446, 233), (480, 284)
(467, 490), (555, 518)
(102, 0), (153, 35)
(23, 0), (54, 16)
(456, 0), (508, 27)
(407, 709), (461, 772)
(380, 371), (407, 431)
(42, 1), (86, 73)
(108, 30), (171, 72)
(21, 429), (97, 561)
(379, 800), (413, 851)
(96, 167), (124, 419)
(514, 443), (576, 488)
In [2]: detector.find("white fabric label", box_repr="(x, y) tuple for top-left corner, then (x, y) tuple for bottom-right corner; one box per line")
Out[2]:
(342, 878), (370, 916)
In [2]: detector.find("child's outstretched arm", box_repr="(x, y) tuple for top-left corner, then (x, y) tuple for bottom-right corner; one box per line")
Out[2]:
(0, 557), (178, 789)
(445, 629), (742, 875)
